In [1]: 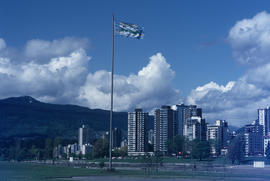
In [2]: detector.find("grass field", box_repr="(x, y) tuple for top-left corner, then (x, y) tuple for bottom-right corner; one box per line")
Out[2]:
(0, 161), (226, 181)
(1, 161), (270, 181)
(86, 156), (230, 164)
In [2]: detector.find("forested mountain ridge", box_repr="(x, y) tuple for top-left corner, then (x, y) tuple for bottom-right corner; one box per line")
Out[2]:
(0, 96), (128, 138)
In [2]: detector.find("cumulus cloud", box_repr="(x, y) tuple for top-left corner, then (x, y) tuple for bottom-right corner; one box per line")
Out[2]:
(187, 11), (270, 126)
(187, 81), (235, 105)
(0, 38), (181, 111)
(186, 79), (268, 126)
(24, 37), (89, 64)
(228, 11), (270, 65)
(78, 53), (181, 111)
(0, 48), (90, 103)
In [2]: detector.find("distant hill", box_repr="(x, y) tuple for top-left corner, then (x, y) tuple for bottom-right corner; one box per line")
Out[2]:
(235, 126), (245, 135)
(228, 125), (240, 132)
(0, 96), (128, 139)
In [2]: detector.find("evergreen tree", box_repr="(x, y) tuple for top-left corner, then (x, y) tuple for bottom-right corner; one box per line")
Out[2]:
(191, 139), (211, 161)
(227, 135), (244, 164)
(167, 135), (185, 155)
(44, 138), (53, 159)
(93, 138), (109, 158)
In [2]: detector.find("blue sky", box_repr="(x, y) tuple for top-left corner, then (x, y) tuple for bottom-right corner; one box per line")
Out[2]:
(1, 0), (270, 126)
(0, 0), (256, 94)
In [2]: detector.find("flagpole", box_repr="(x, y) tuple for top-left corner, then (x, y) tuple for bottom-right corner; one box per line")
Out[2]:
(109, 14), (114, 170)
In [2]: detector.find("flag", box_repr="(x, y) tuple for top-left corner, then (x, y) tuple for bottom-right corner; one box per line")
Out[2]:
(115, 21), (144, 39)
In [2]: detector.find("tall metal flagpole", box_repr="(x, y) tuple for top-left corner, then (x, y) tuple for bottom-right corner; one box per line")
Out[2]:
(109, 14), (114, 170)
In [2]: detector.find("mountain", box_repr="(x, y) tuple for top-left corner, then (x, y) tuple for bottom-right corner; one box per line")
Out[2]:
(228, 125), (240, 132)
(0, 96), (128, 139)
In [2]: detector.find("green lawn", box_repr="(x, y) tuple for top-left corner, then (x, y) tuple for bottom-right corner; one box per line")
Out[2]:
(0, 161), (269, 181)
(0, 161), (228, 181)
(88, 156), (230, 164)
(0, 162), (117, 181)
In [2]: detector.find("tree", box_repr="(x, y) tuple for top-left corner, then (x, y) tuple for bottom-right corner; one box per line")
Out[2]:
(14, 139), (22, 161)
(191, 139), (210, 161)
(85, 152), (93, 160)
(44, 138), (53, 159)
(113, 145), (127, 157)
(167, 140), (175, 154)
(227, 135), (244, 164)
(93, 138), (109, 158)
(53, 137), (62, 147)
(29, 145), (39, 160)
(78, 152), (83, 160)
(168, 135), (185, 155)
(16, 148), (28, 161)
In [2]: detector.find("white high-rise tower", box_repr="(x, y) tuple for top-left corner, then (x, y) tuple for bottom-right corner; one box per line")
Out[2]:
(128, 109), (148, 156)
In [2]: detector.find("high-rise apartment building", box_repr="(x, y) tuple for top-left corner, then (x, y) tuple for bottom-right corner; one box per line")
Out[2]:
(216, 120), (229, 147)
(176, 104), (202, 136)
(112, 128), (122, 148)
(207, 125), (220, 156)
(244, 121), (264, 157)
(78, 125), (91, 148)
(207, 120), (229, 156)
(184, 116), (206, 141)
(176, 104), (188, 136)
(128, 109), (148, 156)
(258, 107), (270, 136)
(154, 105), (177, 154)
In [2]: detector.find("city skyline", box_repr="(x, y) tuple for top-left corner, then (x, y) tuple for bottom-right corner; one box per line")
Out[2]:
(2, 1), (270, 126)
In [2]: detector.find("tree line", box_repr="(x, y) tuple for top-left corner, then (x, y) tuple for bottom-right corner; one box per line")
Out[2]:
(0, 136), (127, 161)
(0, 134), (252, 164)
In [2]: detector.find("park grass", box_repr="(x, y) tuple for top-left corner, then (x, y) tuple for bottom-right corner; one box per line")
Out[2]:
(0, 161), (223, 181)
(0, 162), (105, 181)
(85, 155), (235, 164)
(88, 157), (214, 163)
(1, 161), (270, 181)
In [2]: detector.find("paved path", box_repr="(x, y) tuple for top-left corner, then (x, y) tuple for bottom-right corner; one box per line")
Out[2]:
(59, 165), (270, 181)
(61, 176), (270, 181)
(62, 176), (210, 181)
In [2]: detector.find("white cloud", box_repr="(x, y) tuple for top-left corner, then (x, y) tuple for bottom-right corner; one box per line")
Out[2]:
(187, 81), (235, 105)
(186, 78), (268, 126)
(0, 38), (181, 112)
(24, 37), (89, 64)
(187, 11), (270, 126)
(228, 11), (270, 65)
(78, 53), (181, 111)
(0, 48), (90, 103)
